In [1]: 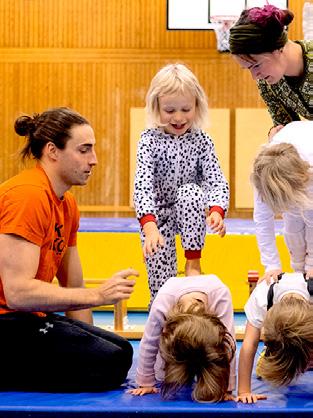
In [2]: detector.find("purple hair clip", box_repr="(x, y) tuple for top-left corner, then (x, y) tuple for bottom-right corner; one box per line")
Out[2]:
(248, 5), (284, 27)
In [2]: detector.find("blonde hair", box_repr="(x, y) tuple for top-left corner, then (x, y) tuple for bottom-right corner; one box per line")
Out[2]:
(159, 302), (235, 402)
(145, 63), (209, 129)
(258, 296), (313, 386)
(251, 142), (311, 213)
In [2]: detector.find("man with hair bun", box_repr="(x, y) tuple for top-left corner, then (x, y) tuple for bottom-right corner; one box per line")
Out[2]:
(229, 5), (313, 139)
(0, 107), (138, 392)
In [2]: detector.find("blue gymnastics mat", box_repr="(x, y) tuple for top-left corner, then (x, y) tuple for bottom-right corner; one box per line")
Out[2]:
(78, 217), (284, 235)
(1, 341), (313, 417)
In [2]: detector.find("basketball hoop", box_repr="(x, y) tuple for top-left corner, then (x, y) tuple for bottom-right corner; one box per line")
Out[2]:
(211, 15), (238, 52)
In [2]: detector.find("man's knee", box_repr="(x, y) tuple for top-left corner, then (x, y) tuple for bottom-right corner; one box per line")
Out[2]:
(112, 337), (133, 366)
(119, 338), (133, 366)
(106, 343), (133, 387)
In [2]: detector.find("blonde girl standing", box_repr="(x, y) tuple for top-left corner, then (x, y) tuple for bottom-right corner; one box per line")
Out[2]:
(133, 64), (229, 303)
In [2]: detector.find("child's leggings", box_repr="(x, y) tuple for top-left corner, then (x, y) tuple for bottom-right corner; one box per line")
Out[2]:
(141, 183), (206, 303)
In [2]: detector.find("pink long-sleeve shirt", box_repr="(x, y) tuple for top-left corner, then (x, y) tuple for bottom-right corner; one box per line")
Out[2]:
(136, 275), (236, 391)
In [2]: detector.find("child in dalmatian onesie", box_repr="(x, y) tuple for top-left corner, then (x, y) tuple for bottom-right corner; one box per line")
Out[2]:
(134, 64), (229, 303)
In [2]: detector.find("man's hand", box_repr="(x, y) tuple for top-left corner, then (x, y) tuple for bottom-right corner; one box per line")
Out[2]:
(236, 392), (267, 404)
(142, 222), (165, 257)
(206, 212), (226, 237)
(127, 386), (159, 396)
(96, 269), (138, 305)
(258, 269), (282, 284)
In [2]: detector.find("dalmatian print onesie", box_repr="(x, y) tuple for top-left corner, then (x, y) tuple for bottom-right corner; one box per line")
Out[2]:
(134, 128), (229, 301)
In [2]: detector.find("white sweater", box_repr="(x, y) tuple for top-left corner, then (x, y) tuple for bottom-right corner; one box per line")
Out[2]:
(254, 121), (313, 271)
(245, 272), (312, 328)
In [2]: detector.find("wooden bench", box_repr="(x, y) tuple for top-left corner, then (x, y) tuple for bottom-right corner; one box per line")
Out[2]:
(102, 270), (260, 340)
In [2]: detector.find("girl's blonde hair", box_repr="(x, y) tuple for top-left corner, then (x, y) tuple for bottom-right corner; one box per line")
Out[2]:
(258, 296), (313, 386)
(145, 63), (209, 129)
(159, 302), (235, 402)
(251, 142), (311, 213)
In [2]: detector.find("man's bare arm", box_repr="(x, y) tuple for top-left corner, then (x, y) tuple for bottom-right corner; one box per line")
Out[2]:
(0, 234), (137, 312)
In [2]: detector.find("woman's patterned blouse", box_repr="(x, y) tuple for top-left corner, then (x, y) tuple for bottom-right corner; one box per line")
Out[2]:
(257, 40), (313, 126)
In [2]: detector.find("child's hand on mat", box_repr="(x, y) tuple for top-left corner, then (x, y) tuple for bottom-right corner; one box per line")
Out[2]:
(96, 269), (138, 305)
(236, 392), (267, 404)
(206, 212), (226, 237)
(306, 268), (313, 279)
(224, 392), (235, 401)
(258, 269), (282, 285)
(127, 386), (159, 396)
(142, 222), (165, 257)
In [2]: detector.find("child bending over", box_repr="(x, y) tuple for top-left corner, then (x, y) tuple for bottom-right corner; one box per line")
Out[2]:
(128, 275), (236, 402)
(252, 121), (313, 283)
(133, 63), (229, 303)
(238, 272), (313, 403)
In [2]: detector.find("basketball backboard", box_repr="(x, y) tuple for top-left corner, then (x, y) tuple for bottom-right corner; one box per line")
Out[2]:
(167, 0), (288, 30)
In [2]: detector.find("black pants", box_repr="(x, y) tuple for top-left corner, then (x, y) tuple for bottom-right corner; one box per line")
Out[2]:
(0, 312), (133, 392)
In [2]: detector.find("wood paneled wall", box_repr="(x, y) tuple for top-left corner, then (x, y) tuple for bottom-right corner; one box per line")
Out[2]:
(0, 0), (306, 216)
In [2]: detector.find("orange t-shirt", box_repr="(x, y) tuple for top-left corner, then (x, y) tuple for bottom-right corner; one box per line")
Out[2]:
(0, 165), (80, 314)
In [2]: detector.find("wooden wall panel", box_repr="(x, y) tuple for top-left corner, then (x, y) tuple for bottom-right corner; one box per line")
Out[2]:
(0, 0), (306, 216)
(235, 109), (273, 208)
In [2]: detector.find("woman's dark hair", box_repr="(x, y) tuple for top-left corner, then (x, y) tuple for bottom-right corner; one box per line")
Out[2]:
(15, 107), (89, 160)
(229, 5), (294, 55)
